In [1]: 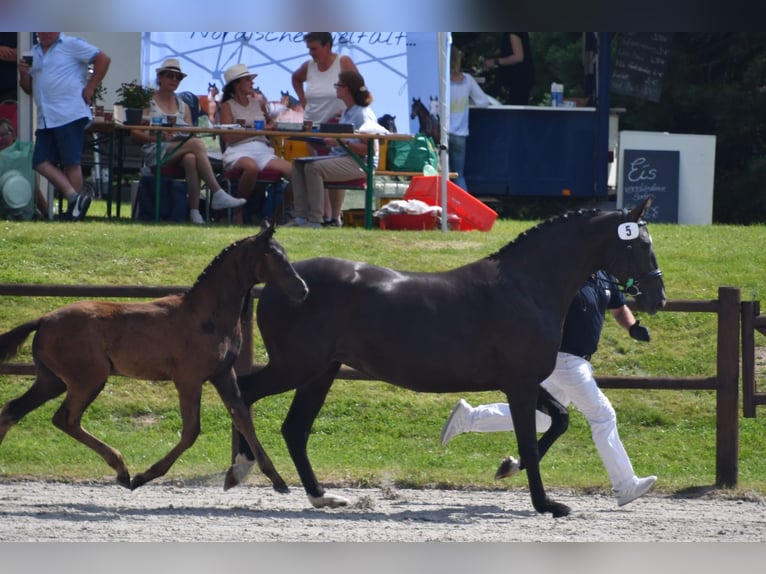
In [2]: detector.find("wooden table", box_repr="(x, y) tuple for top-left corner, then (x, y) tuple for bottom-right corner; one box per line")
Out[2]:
(113, 123), (413, 227)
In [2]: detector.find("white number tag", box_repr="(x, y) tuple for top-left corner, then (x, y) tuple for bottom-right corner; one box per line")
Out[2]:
(618, 222), (639, 240)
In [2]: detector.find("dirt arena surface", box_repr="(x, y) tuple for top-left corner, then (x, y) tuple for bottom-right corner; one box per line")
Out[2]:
(0, 479), (764, 542)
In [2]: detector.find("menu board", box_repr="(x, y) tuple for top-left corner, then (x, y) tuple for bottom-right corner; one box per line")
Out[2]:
(611, 33), (673, 103)
(621, 149), (680, 223)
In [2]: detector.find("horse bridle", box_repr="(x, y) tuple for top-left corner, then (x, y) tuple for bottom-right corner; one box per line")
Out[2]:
(616, 210), (663, 297)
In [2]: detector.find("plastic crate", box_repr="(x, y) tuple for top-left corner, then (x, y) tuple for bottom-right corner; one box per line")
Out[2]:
(404, 176), (498, 231)
(379, 212), (438, 230)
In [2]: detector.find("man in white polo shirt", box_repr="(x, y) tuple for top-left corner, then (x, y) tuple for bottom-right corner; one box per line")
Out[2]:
(19, 32), (110, 221)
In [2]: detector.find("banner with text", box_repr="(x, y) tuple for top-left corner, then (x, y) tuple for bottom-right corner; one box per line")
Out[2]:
(143, 32), (440, 133)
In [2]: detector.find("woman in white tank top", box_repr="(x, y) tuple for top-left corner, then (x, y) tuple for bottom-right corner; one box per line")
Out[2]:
(291, 33), (359, 221)
(292, 32), (358, 123)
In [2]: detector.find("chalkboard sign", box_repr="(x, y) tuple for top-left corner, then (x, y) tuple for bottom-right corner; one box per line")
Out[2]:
(622, 149), (680, 223)
(611, 33), (673, 103)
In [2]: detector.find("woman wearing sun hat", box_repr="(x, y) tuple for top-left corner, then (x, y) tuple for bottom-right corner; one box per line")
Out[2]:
(130, 58), (246, 224)
(218, 63), (292, 223)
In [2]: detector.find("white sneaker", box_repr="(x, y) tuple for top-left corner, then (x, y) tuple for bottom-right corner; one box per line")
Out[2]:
(189, 210), (205, 224)
(616, 475), (657, 507)
(284, 217), (322, 228)
(440, 399), (472, 445)
(211, 190), (247, 210)
(284, 217), (308, 227)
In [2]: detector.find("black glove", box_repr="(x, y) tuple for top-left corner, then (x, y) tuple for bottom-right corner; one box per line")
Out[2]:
(629, 320), (651, 342)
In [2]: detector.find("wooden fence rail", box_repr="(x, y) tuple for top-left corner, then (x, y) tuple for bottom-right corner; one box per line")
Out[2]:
(0, 283), (749, 487)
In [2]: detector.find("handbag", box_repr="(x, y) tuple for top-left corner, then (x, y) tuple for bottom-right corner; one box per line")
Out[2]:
(386, 133), (438, 172)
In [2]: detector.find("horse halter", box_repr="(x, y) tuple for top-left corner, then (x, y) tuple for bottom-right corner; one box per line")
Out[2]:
(615, 211), (663, 297)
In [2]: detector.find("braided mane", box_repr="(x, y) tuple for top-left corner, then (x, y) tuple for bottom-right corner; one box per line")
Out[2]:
(488, 207), (604, 261)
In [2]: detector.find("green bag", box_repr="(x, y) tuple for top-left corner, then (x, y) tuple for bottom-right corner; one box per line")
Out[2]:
(386, 133), (438, 172)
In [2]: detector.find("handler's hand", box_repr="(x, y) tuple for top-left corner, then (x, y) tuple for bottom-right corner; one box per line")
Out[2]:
(629, 320), (651, 342)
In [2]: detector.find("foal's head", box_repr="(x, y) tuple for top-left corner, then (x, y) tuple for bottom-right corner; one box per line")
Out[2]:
(254, 223), (309, 303)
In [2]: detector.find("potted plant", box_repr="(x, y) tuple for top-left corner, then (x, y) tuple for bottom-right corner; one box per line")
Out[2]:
(92, 83), (107, 117)
(115, 80), (155, 125)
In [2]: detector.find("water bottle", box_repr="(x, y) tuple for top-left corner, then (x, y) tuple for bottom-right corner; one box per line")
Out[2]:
(550, 83), (564, 107)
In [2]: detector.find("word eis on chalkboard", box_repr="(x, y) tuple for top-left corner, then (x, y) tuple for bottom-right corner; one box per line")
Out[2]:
(622, 149), (680, 223)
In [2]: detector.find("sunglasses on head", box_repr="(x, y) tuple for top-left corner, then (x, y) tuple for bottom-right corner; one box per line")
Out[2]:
(333, 83), (346, 88)
(163, 72), (184, 81)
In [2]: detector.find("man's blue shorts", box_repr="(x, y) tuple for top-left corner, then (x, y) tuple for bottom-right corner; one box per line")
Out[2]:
(33, 117), (90, 168)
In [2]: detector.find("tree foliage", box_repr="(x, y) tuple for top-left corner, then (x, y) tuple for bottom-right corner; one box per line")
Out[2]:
(453, 33), (766, 223)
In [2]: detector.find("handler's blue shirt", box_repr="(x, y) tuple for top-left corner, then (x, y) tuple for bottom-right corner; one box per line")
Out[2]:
(559, 271), (626, 358)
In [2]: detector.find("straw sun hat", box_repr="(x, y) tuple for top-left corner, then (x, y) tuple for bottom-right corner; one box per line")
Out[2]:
(224, 63), (257, 88)
(155, 58), (187, 79)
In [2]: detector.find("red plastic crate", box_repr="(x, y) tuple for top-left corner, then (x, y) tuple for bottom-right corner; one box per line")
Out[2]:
(379, 212), (438, 230)
(404, 176), (498, 231)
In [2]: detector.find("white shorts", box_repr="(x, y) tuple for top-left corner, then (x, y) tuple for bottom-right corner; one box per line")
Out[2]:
(223, 138), (279, 171)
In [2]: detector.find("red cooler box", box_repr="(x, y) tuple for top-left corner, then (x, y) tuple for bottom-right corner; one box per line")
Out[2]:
(404, 176), (498, 231)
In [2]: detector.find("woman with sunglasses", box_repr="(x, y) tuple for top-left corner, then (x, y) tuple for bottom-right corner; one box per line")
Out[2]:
(218, 63), (292, 224)
(131, 58), (246, 224)
(288, 70), (386, 228)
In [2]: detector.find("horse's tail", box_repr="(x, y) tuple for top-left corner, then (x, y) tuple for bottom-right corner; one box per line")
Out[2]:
(0, 319), (40, 363)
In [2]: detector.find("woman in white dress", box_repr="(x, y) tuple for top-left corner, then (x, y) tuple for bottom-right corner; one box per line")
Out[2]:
(219, 63), (292, 223)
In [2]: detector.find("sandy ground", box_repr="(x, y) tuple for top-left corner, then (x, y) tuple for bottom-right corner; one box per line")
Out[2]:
(1, 479), (764, 542)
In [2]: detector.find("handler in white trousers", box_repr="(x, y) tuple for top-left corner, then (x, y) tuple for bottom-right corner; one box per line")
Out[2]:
(440, 270), (657, 507)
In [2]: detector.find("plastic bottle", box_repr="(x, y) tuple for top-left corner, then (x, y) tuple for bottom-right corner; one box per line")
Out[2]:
(550, 83), (564, 107)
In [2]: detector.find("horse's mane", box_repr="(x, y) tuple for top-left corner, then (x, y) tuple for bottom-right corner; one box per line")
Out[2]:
(189, 235), (251, 291)
(487, 207), (605, 261)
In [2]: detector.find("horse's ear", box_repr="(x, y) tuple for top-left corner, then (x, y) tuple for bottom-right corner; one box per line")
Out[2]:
(259, 220), (275, 237)
(629, 197), (653, 221)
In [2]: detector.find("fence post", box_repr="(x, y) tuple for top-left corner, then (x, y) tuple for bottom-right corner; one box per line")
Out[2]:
(716, 286), (740, 487)
(741, 300), (757, 418)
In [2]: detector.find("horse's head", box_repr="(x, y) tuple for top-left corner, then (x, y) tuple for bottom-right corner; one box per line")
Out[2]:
(602, 198), (666, 314)
(410, 98), (422, 119)
(377, 114), (397, 133)
(255, 222), (309, 304)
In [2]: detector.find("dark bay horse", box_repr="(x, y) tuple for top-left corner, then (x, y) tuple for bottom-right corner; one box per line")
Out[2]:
(410, 97), (440, 145)
(229, 199), (665, 517)
(0, 224), (307, 492)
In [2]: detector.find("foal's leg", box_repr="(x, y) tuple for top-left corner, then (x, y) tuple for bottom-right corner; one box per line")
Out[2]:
(51, 379), (132, 488)
(130, 380), (203, 490)
(209, 368), (288, 493)
(507, 386), (571, 518)
(0, 367), (66, 444)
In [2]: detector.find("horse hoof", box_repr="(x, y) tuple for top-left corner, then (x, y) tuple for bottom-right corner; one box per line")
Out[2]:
(308, 492), (349, 509)
(272, 482), (290, 494)
(130, 474), (148, 491)
(549, 501), (571, 518)
(223, 455), (254, 491)
(117, 474), (132, 489)
(494, 456), (520, 480)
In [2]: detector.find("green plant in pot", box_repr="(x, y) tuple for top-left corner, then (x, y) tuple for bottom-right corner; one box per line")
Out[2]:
(92, 83), (107, 116)
(115, 80), (155, 125)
